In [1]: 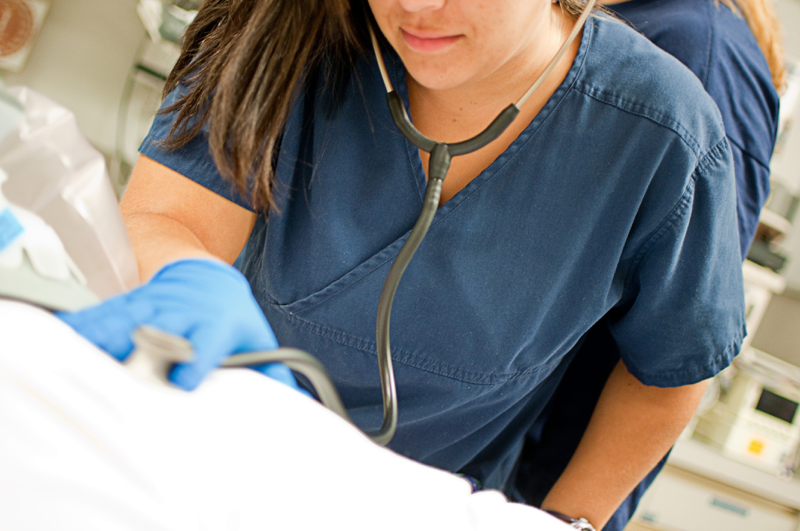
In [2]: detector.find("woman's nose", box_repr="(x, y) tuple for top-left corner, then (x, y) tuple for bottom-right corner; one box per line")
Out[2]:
(397, 0), (445, 13)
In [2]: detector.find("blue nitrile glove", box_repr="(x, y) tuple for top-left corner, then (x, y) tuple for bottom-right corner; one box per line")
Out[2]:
(56, 258), (299, 392)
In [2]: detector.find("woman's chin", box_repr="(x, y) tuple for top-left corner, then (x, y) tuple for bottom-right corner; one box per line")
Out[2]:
(403, 64), (473, 93)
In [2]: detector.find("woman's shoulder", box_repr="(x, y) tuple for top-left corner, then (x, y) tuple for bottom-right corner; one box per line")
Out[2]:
(574, 16), (726, 157)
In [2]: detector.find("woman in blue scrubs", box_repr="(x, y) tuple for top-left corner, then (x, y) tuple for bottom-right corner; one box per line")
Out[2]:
(60, 1), (746, 528)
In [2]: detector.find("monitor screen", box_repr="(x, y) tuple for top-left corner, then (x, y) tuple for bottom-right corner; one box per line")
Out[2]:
(755, 388), (799, 425)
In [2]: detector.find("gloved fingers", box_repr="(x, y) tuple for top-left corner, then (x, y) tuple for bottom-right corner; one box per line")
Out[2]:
(55, 295), (144, 361)
(167, 322), (241, 391)
(168, 329), (282, 391)
(168, 320), (284, 391)
(231, 322), (280, 355)
(144, 310), (197, 342)
(56, 259), (283, 392)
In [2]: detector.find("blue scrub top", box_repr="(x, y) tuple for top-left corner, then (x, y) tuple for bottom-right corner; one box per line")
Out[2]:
(141, 16), (745, 491)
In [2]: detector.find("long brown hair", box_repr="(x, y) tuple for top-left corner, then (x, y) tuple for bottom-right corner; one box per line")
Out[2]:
(163, 0), (592, 212)
(720, 0), (786, 93)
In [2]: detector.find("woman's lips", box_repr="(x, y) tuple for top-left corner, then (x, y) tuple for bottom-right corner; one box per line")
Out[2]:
(401, 29), (461, 52)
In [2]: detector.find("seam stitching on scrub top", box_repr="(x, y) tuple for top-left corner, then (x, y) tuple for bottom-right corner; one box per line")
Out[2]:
(574, 83), (707, 157)
(274, 235), (413, 314)
(279, 310), (556, 385)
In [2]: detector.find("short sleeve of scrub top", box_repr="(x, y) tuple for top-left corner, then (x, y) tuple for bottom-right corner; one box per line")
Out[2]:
(140, 84), (255, 212)
(140, 16), (745, 491)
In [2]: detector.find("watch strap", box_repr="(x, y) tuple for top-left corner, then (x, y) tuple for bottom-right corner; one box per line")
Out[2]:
(543, 509), (597, 531)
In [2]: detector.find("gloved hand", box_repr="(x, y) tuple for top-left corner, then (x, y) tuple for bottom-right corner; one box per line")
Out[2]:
(56, 258), (299, 392)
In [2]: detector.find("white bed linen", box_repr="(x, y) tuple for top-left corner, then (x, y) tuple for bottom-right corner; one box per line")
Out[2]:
(0, 300), (568, 531)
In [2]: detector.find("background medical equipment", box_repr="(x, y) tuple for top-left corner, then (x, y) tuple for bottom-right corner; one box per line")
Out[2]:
(0, 174), (98, 311)
(113, 0), (196, 187)
(0, 89), (98, 312)
(693, 348), (800, 478)
(137, 0), (200, 45)
(629, 463), (800, 531)
(0, 0), (49, 73)
(0, 86), (139, 298)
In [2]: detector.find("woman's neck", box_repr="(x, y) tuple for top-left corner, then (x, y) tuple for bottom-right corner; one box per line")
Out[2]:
(405, 4), (578, 143)
(403, 4), (584, 205)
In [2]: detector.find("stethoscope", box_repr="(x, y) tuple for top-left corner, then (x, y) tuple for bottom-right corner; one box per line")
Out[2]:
(365, 0), (596, 445)
(129, 0), (596, 447)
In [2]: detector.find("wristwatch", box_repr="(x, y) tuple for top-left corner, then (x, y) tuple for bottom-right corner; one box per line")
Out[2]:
(543, 509), (597, 531)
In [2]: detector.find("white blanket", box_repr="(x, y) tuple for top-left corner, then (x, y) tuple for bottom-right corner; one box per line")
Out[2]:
(0, 300), (568, 531)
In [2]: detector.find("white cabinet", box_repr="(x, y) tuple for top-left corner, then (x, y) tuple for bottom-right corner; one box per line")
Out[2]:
(627, 438), (800, 531)
(632, 465), (798, 531)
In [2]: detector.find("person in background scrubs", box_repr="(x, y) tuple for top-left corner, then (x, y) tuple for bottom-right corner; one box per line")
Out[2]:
(59, 1), (748, 528)
(515, 1), (786, 528)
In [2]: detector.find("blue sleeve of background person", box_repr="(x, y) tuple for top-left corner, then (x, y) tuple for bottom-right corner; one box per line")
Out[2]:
(704, 9), (777, 257)
(612, 0), (779, 257)
(731, 142), (771, 257)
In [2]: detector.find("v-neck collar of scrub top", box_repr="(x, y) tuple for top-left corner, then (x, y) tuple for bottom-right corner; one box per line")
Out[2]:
(380, 15), (594, 222)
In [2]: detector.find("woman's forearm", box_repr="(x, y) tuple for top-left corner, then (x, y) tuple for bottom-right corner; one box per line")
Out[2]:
(121, 155), (257, 282)
(122, 211), (218, 282)
(541, 360), (707, 529)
